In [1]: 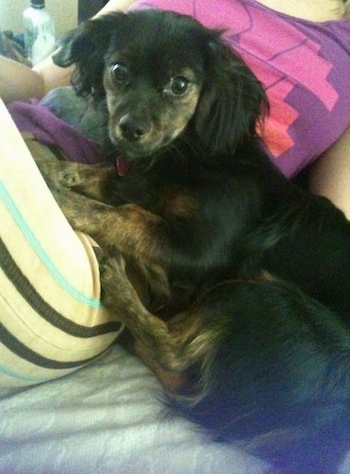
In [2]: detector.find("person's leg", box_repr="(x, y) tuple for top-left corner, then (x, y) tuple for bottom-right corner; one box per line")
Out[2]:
(0, 99), (123, 388)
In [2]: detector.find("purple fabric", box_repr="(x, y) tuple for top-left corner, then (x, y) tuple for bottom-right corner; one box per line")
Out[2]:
(7, 100), (104, 164)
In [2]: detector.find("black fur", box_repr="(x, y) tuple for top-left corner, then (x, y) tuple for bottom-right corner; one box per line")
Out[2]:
(53, 10), (350, 474)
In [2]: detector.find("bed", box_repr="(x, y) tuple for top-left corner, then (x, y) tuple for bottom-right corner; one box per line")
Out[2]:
(0, 344), (271, 473)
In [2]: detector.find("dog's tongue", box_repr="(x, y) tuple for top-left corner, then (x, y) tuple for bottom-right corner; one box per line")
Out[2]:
(116, 156), (131, 176)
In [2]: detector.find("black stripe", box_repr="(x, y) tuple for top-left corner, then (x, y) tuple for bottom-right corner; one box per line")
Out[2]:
(0, 322), (101, 369)
(0, 237), (122, 337)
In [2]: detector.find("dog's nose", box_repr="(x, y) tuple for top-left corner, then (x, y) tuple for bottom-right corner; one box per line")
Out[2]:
(119, 114), (149, 142)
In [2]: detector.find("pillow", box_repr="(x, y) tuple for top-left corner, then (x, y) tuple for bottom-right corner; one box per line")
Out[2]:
(0, 99), (124, 388)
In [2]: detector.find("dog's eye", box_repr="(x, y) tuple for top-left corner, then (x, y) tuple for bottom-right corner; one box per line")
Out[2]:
(111, 63), (129, 84)
(169, 76), (190, 96)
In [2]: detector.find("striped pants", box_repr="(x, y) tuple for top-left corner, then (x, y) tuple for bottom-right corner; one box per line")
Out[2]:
(0, 99), (123, 388)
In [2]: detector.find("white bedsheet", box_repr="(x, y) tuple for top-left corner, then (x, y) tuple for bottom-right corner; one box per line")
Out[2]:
(0, 345), (270, 474)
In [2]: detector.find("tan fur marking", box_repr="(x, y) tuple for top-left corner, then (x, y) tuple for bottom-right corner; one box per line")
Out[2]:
(161, 191), (197, 218)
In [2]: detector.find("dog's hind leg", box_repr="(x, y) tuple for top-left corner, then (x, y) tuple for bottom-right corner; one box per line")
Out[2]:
(100, 254), (182, 370)
(100, 253), (192, 391)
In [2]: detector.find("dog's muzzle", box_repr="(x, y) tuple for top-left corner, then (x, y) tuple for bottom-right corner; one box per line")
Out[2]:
(119, 114), (151, 142)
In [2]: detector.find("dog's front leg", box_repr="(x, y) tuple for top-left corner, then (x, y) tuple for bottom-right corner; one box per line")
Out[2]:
(45, 187), (170, 300)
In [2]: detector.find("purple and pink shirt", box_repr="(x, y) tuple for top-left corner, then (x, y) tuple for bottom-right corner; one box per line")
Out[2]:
(130, 0), (350, 177)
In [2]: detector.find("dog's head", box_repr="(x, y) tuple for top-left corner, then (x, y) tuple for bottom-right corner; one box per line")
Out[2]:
(54, 10), (267, 160)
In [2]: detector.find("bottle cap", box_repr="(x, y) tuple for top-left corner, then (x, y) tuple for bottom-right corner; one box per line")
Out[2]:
(31, 0), (45, 8)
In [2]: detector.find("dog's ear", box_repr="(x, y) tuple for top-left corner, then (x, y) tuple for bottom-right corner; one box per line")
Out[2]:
(195, 36), (268, 155)
(53, 13), (124, 97)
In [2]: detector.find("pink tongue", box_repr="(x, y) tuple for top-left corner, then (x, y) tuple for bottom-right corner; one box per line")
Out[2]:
(116, 157), (130, 176)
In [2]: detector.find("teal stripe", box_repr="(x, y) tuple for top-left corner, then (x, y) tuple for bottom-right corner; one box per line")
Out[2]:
(0, 363), (52, 383)
(0, 180), (100, 308)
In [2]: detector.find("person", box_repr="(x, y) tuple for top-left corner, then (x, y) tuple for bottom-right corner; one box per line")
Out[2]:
(0, 0), (349, 388)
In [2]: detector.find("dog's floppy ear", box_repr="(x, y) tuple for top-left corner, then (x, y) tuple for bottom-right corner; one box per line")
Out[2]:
(53, 13), (124, 97)
(195, 36), (268, 155)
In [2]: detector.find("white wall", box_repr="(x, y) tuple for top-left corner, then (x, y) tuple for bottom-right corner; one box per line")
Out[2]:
(0, 0), (78, 37)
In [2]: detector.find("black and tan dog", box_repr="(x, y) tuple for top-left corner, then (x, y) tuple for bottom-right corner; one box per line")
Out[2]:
(35, 10), (350, 474)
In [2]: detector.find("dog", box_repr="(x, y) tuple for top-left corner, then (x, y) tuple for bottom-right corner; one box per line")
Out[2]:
(34, 10), (350, 474)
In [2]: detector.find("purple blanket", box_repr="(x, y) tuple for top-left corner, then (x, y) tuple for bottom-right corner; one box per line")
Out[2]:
(8, 100), (104, 164)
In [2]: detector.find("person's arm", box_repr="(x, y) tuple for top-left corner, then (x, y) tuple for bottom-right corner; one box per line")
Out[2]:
(308, 125), (350, 220)
(0, 0), (138, 103)
(96, 0), (138, 16)
(0, 56), (44, 103)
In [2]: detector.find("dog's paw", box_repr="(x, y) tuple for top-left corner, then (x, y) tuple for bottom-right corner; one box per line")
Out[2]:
(57, 162), (116, 203)
(58, 169), (83, 188)
(100, 253), (127, 282)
